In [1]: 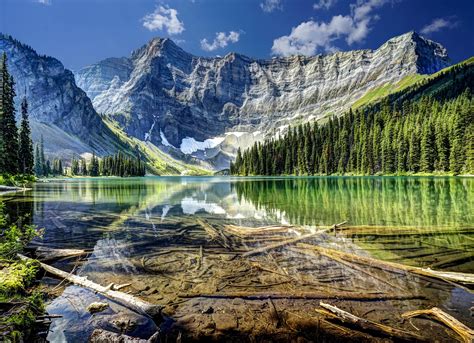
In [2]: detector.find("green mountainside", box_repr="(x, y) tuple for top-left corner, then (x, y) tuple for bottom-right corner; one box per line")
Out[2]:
(231, 57), (474, 176)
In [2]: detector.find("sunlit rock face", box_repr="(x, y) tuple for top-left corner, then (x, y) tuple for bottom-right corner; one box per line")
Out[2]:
(75, 31), (450, 167)
(0, 34), (122, 158)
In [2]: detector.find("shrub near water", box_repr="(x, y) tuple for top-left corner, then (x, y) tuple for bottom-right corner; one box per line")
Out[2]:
(0, 203), (43, 342)
(0, 174), (36, 188)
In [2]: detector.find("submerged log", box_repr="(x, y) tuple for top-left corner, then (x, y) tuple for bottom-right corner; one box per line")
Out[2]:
(297, 243), (474, 287)
(18, 254), (161, 318)
(178, 291), (425, 301)
(35, 247), (90, 262)
(242, 222), (346, 258)
(317, 302), (427, 342)
(402, 307), (474, 343)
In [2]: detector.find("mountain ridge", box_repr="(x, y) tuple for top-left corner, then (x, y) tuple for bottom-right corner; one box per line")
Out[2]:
(75, 31), (451, 169)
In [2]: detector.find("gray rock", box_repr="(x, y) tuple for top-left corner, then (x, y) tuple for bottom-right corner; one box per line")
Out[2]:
(0, 34), (125, 159)
(75, 31), (450, 169)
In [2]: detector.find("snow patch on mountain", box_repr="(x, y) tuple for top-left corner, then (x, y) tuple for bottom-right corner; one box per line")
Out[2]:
(160, 130), (174, 147)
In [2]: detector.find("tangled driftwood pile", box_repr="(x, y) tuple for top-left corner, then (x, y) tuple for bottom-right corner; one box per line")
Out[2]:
(31, 218), (474, 342)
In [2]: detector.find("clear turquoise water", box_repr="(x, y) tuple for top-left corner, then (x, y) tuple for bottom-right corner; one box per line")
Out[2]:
(2, 176), (473, 270)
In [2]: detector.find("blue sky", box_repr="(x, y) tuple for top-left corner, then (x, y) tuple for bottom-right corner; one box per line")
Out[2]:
(0, 0), (473, 70)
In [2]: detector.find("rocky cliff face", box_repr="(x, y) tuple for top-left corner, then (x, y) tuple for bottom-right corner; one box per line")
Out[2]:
(0, 34), (124, 158)
(75, 31), (450, 168)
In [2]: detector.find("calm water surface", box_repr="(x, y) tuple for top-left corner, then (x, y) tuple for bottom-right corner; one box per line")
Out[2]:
(3, 176), (473, 271)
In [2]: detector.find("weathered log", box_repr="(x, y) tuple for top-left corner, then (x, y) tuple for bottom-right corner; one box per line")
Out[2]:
(18, 254), (161, 318)
(241, 221), (346, 258)
(223, 224), (297, 237)
(317, 302), (427, 342)
(89, 329), (159, 343)
(178, 291), (425, 301)
(297, 243), (474, 287)
(402, 307), (474, 343)
(35, 247), (90, 262)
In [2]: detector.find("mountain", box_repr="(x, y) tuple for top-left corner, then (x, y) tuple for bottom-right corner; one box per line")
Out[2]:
(76, 31), (451, 169)
(0, 34), (129, 159)
(0, 34), (211, 175)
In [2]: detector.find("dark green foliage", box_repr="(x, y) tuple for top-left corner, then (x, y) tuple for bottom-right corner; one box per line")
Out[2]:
(69, 152), (145, 177)
(99, 151), (146, 177)
(232, 90), (473, 176)
(0, 54), (34, 178)
(71, 158), (80, 175)
(18, 97), (34, 175)
(33, 136), (64, 177)
(0, 53), (19, 174)
(89, 153), (99, 176)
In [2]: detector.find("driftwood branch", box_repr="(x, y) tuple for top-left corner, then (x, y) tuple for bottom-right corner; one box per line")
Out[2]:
(18, 254), (161, 318)
(317, 302), (427, 342)
(402, 307), (474, 343)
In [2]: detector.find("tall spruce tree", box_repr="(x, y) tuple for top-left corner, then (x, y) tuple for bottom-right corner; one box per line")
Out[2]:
(0, 53), (19, 174)
(18, 97), (34, 174)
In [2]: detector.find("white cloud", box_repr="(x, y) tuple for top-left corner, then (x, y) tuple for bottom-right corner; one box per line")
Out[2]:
(142, 6), (185, 35)
(313, 0), (337, 10)
(260, 0), (283, 13)
(35, 0), (51, 5)
(420, 18), (457, 35)
(272, 0), (388, 56)
(200, 31), (240, 51)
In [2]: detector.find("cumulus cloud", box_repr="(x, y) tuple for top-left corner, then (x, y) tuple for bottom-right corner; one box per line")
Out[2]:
(35, 0), (51, 5)
(260, 0), (283, 13)
(142, 6), (185, 35)
(200, 31), (240, 51)
(420, 18), (457, 35)
(272, 0), (388, 56)
(313, 0), (337, 10)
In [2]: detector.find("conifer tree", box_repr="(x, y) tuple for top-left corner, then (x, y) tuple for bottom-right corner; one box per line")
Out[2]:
(18, 97), (34, 174)
(0, 53), (19, 174)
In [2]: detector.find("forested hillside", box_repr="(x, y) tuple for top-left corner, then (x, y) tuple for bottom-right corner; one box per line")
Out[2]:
(231, 59), (474, 176)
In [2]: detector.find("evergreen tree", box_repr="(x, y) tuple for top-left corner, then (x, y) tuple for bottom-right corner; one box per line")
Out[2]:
(71, 158), (80, 176)
(420, 121), (436, 172)
(0, 53), (19, 174)
(80, 159), (87, 176)
(18, 97), (34, 175)
(34, 144), (42, 176)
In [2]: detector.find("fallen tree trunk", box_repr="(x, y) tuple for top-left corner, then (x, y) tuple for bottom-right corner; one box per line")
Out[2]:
(242, 221), (347, 258)
(402, 307), (474, 343)
(178, 291), (425, 301)
(317, 302), (427, 342)
(297, 243), (474, 287)
(18, 254), (161, 318)
(89, 329), (159, 343)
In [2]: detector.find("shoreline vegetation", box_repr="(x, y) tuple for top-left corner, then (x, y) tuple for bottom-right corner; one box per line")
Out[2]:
(0, 203), (44, 341)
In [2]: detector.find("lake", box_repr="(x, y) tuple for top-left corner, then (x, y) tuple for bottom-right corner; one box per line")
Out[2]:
(2, 176), (473, 341)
